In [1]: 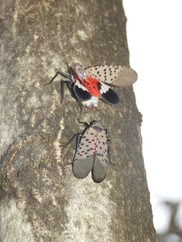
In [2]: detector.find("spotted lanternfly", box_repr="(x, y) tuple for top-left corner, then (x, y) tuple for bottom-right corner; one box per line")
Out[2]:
(45, 63), (137, 108)
(72, 120), (109, 183)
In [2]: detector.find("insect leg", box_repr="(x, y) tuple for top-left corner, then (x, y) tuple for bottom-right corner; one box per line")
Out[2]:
(62, 133), (81, 148)
(61, 82), (82, 112)
(77, 119), (90, 128)
(60, 80), (71, 103)
(44, 71), (70, 86)
(78, 103), (83, 113)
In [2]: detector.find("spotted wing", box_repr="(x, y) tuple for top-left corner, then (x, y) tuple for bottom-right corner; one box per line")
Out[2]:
(86, 65), (137, 87)
(73, 80), (92, 101)
(92, 129), (109, 183)
(72, 126), (97, 179)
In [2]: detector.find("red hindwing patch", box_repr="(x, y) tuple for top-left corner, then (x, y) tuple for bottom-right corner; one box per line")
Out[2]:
(80, 76), (101, 97)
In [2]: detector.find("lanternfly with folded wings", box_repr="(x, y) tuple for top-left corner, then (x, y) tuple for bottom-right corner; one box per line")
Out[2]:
(72, 121), (109, 183)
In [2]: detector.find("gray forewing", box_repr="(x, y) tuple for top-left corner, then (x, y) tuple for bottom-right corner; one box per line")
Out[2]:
(116, 66), (138, 87)
(86, 65), (137, 87)
(73, 126), (98, 179)
(92, 128), (109, 183)
(73, 156), (94, 179)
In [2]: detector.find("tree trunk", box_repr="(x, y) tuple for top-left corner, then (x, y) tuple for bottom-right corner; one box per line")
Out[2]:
(0, 0), (156, 241)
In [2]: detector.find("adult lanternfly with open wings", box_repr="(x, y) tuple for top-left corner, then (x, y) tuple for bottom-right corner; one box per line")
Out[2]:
(45, 63), (137, 108)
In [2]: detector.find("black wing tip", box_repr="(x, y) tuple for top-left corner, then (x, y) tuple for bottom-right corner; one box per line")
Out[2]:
(101, 88), (120, 105)
(73, 84), (92, 101)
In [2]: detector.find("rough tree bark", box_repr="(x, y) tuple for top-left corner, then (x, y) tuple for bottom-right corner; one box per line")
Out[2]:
(0, 0), (156, 241)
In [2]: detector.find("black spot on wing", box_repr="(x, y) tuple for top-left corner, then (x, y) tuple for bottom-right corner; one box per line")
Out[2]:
(101, 88), (120, 105)
(97, 82), (102, 91)
(73, 84), (92, 101)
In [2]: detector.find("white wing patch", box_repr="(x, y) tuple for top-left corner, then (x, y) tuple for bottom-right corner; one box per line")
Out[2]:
(81, 96), (99, 108)
(74, 80), (88, 91)
(86, 65), (137, 87)
(99, 82), (110, 94)
(72, 122), (109, 183)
